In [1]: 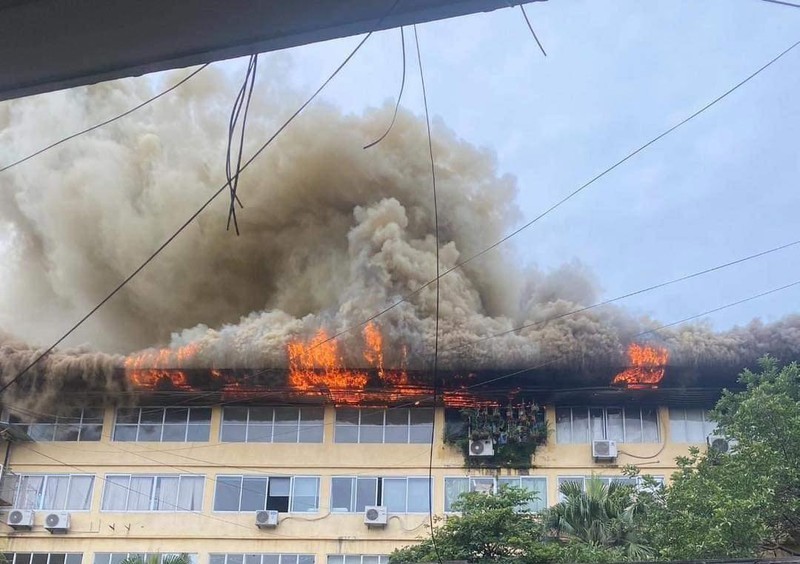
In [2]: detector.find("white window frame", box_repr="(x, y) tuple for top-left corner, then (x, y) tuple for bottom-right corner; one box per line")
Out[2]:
(14, 474), (95, 511)
(443, 476), (548, 513)
(327, 557), (388, 564)
(556, 475), (664, 501)
(330, 476), (432, 514)
(100, 474), (205, 512)
(219, 406), (324, 443)
(555, 406), (660, 444)
(3, 553), (83, 564)
(112, 407), (212, 442)
(212, 475), (320, 513)
(668, 408), (717, 443)
(333, 408), (434, 444)
(210, 555), (315, 564)
(94, 554), (198, 564)
(9, 408), (104, 442)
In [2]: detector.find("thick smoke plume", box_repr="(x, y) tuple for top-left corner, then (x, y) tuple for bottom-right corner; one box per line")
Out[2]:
(0, 65), (798, 410)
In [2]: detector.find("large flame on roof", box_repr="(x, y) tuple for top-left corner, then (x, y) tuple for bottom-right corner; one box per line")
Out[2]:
(612, 343), (668, 389)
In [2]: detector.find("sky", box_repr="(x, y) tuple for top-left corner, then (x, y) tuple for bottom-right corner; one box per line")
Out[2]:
(261, 0), (800, 330)
(1, 0), (799, 348)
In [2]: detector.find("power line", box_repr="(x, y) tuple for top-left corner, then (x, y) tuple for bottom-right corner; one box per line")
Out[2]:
(303, 37), (800, 353)
(0, 64), (209, 174)
(364, 27), (407, 149)
(761, 0), (800, 7)
(520, 5), (547, 56)
(0, 33), (377, 398)
(449, 237), (800, 352)
(413, 23), (444, 564)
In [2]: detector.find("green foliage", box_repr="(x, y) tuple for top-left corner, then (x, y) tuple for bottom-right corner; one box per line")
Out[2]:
(545, 476), (653, 560)
(119, 555), (190, 564)
(646, 358), (800, 559)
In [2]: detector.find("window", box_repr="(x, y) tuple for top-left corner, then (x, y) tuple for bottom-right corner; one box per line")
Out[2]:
(220, 407), (323, 443)
(3, 554), (82, 564)
(330, 477), (431, 513)
(555, 407), (659, 443)
(443, 476), (547, 513)
(557, 475), (664, 501)
(101, 475), (204, 512)
(95, 555), (197, 564)
(210, 555), (314, 564)
(328, 557), (388, 564)
(113, 407), (211, 442)
(9, 408), (103, 441)
(14, 475), (94, 511)
(669, 408), (716, 442)
(213, 476), (319, 513)
(334, 408), (433, 443)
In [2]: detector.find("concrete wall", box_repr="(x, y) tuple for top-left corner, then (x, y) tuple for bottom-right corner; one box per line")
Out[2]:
(0, 405), (704, 562)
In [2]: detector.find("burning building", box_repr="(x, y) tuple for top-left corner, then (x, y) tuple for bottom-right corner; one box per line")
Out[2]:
(0, 65), (799, 564)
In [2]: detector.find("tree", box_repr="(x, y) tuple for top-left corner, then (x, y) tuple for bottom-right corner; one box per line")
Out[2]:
(119, 555), (191, 564)
(646, 358), (800, 559)
(545, 477), (652, 560)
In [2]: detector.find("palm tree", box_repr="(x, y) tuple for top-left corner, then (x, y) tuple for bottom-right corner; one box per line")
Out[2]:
(546, 476), (652, 560)
(119, 554), (191, 564)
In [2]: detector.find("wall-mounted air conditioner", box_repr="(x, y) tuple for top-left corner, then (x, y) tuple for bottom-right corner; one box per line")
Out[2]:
(707, 434), (737, 454)
(468, 438), (494, 457)
(44, 512), (70, 534)
(255, 510), (279, 529)
(7, 509), (34, 530)
(592, 439), (618, 461)
(364, 505), (388, 527)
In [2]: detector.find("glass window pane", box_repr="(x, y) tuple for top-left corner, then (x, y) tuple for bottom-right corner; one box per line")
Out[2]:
(43, 476), (70, 509)
(623, 408), (643, 443)
(267, 478), (290, 513)
(359, 411), (384, 443)
(32, 556), (47, 564)
(80, 424), (103, 441)
(189, 408), (212, 423)
(385, 410), (409, 444)
(703, 412), (718, 436)
(221, 423), (247, 442)
(65, 555), (82, 564)
(186, 423), (210, 442)
(355, 478), (377, 512)
(555, 408), (572, 443)
(444, 478), (468, 512)
(331, 478), (353, 512)
(570, 408), (588, 443)
(215, 477), (242, 511)
(178, 476), (205, 511)
(335, 409), (359, 443)
(247, 424), (272, 443)
(227, 556), (243, 564)
(470, 478), (494, 494)
(28, 423), (56, 441)
(641, 408), (659, 442)
(164, 408), (189, 423)
(16, 553), (33, 564)
(406, 478), (430, 513)
(382, 478), (406, 513)
(128, 476), (154, 510)
(240, 478), (268, 511)
(606, 408), (624, 442)
(245, 555), (260, 564)
(590, 408), (605, 440)
(298, 422), (323, 443)
(280, 558), (297, 564)
(409, 409), (434, 444)
(685, 409), (705, 442)
(67, 476), (94, 510)
(140, 409), (164, 424)
(248, 407), (274, 423)
(162, 424), (188, 442)
(209, 557), (225, 564)
(262, 557), (279, 564)
(50, 555), (66, 564)
(521, 477), (547, 512)
(54, 424), (81, 441)
(154, 477), (180, 510)
(224, 407), (249, 423)
(137, 424), (162, 442)
(116, 408), (140, 424)
(102, 476), (129, 510)
(113, 425), (138, 441)
(17, 475), (45, 509)
(328, 558), (343, 564)
(291, 477), (319, 512)
(669, 408), (687, 442)
(273, 408), (299, 443)
(83, 408), (104, 423)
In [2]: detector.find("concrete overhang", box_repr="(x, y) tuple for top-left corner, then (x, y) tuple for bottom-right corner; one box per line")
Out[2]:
(0, 0), (546, 102)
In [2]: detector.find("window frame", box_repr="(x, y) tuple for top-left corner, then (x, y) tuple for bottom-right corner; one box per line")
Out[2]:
(9, 408), (104, 442)
(333, 408), (434, 444)
(443, 476), (548, 513)
(94, 554), (198, 564)
(212, 475), (321, 514)
(219, 406), (324, 444)
(100, 474), (205, 513)
(330, 476), (432, 514)
(3, 554), (83, 564)
(556, 475), (664, 501)
(555, 406), (660, 444)
(668, 407), (717, 443)
(209, 554), (315, 564)
(327, 557), (388, 564)
(14, 474), (95, 511)
(112, 407), (211, 442)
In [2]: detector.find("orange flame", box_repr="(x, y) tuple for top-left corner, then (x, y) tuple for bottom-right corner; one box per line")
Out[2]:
(612, 343), (668, 389)
(124, 343), (201, 389)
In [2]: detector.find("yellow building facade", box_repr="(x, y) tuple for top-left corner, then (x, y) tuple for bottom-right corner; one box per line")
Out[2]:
(0, 402), (715, 564)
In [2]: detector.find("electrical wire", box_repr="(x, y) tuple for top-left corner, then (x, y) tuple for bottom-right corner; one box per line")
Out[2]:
(0, 32), (377, 399)
(520, 5), (547, 56)
(412, 24), (444, 564)
(364, 27), (407, 149)
(0, 64), (209, 174)
(761, 0), (800, 7)
(299, 37), (800, 354)
(225, 54), (259, 235)
(447, 237), (800, 352)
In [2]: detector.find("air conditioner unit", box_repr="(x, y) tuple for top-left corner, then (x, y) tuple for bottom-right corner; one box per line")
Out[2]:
(468, 438), (494, 457)
(707, 434), (737, 454)
(7, 509), (34, 530)
(364, 505), (388, 527)
(592, 439), (618, 461)
(44, 512), (70, 534)
(255, 510), (279, 529)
